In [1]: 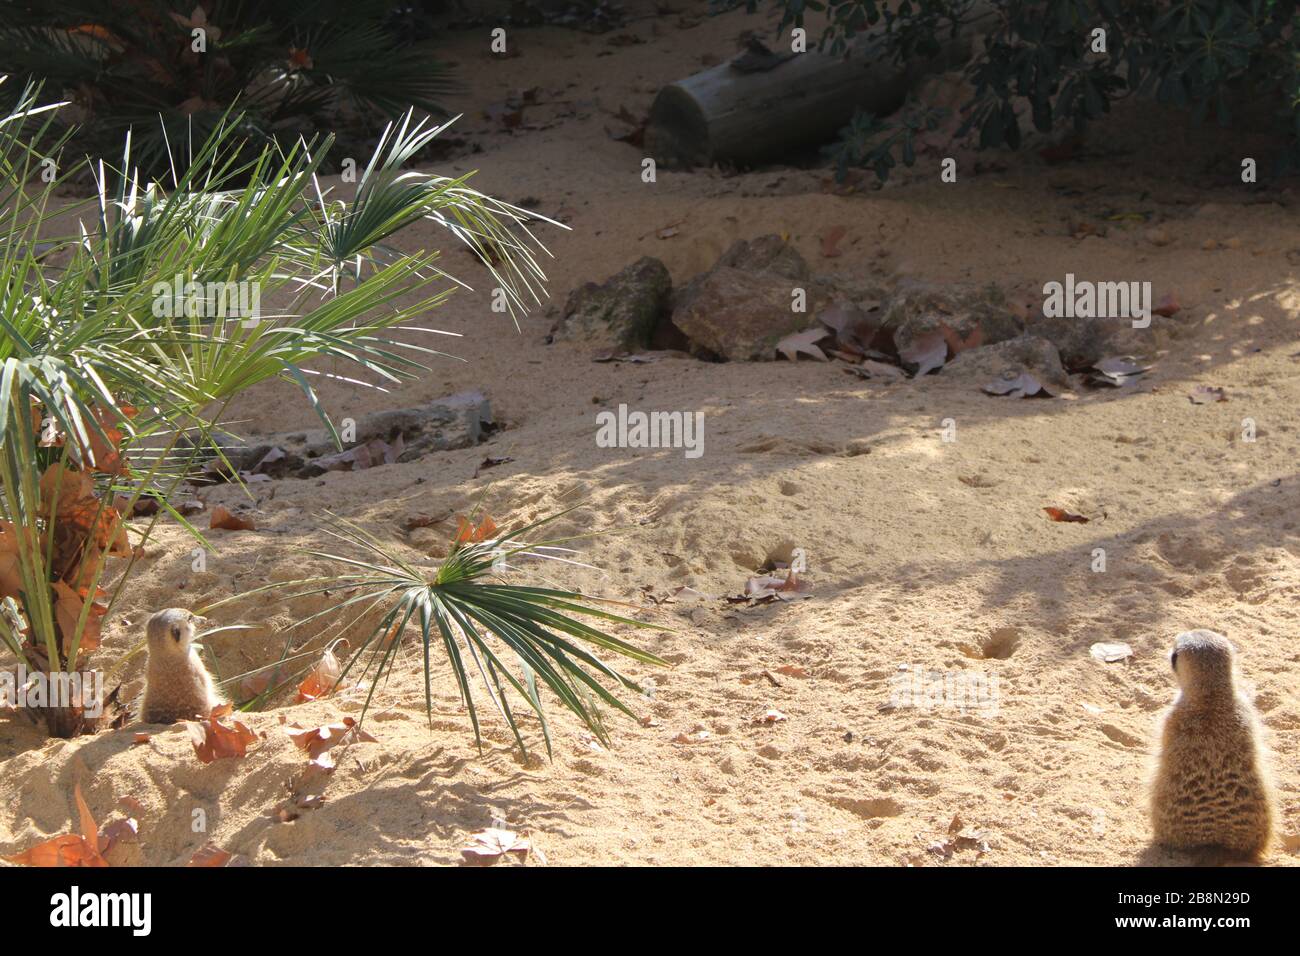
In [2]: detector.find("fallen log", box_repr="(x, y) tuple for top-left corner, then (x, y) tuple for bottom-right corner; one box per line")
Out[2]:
(646, 5), (995, 169)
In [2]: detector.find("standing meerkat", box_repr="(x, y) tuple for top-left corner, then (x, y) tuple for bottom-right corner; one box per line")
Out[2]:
(139, 608), (224, 723)
(1150, 629), (1275, 859)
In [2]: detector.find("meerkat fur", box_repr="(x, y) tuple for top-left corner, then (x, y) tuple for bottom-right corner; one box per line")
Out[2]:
(1150, 629), (1275, 859)
(140, 608), (224, 723)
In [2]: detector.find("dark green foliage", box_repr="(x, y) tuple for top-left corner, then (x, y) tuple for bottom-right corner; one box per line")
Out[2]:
(0, 0), (455, 177)
(755, 1), (1300, 179)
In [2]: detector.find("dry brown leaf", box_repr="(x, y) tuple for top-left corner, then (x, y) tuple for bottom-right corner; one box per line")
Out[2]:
(210, 505), (256, 531)
(820, 225), (848, 258)
(186, 842), (231, 867)
(1152, 292), (1181, 317)
(774, 327), (830, 362)
(1043, 506), (1089, 524)
(52, 580), (108, 656)
(295, 644), (343, 703)
(285, 716), (375, 760)
(3, 782), (108, 867)
(460, 828), (535, 866)
(187, 704), (259, 763)
(899, 331), (947, 376)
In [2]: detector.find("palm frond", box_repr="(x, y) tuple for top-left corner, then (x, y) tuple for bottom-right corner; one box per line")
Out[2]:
(211, 511), (669, 758)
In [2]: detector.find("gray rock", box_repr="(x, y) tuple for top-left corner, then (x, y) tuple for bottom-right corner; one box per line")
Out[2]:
(714, 234), (809, 282)
(1024, 310), (1150, 370)
(554, 256), (671, 350)
(886, 280), (1024, 360)
(212, 390), (492, 479)
(943, 335), (1071, 395)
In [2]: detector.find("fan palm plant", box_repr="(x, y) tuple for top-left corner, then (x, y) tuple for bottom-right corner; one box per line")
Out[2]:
(0, 76), (662, 741)
(207, 510), (669, 757)
(0, 0), (455, 179)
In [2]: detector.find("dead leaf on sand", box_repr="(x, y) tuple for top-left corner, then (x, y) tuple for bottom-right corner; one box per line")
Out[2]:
(210, 505), (256, 531)
(1043, 507), (1089, 524)
(3, 782), (108, 867)
(285, 716), (375, 760)
(752, 708), (788, 724)
(775, 327), (830, 362)
(899, 331), (947, 377)
(1090, 642), (1133, 663)
(1089, 356), (1151, 387)
(187, 704), (259, 763)
(1152, 292), (1181, 317)
(460, 828), (538, 866)
(1189, 385), (1227, 404)
(983, 369), (1053, 398)
(186, 842), (232, 867)
(295, 643), (345, 703)
(729, 570), (812, 604)
(474, 454), (514, 477)
(820, 225), (848, 258)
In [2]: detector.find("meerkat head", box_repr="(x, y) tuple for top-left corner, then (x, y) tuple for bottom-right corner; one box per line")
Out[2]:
(1170, 629), (1237, 697)
(146, 608), (201, 655)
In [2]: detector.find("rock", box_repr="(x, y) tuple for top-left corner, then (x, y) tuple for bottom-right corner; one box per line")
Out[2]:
(715, 234), (808, 281)
(554, 256), (671, 350)
(1022, 310), (1145, 370)
(942, 335), (1071, 395)
(1145, 226), (1172, 246)
(885, 280), (1024, 360)
(213, 390), (492, 479)
(670, 236), (818, 361)
(672, 267), (811, 361)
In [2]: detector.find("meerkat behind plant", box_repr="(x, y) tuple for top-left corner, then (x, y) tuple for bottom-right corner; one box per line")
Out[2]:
(1150, 629), (1275, 859)
(140, 608), (223, 723)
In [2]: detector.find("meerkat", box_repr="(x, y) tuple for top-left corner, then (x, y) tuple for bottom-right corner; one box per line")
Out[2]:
(139, 608), (223, 723)
(1150, 629), (1275, 859)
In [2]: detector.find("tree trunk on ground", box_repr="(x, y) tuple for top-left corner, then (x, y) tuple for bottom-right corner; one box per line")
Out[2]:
(646, 3), (996, 169)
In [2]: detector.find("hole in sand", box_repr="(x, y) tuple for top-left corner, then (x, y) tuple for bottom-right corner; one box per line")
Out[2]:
(969, 627), (1021, 660)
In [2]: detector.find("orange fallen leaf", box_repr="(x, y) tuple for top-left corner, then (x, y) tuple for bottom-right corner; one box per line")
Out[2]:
(52, 580), (108, 656)
(820, 225), (848, 258)
(1043, 507), (1089, 524)
(1152, 292), (1181, 317)
(3, 782), (108, 867)
(210, 505), (256, 531)
(186, 842), (231, 867)
(454, 513), (497, 545)
(285, 717), (375, 760)
(295, 643), (343, 703)
(132, 733), (150, 745)
(187, 704), (259, 763)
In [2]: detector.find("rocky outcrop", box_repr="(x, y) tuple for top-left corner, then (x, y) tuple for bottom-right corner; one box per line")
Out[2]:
(553, 256), (671, 351)
(671, 236), (820, 361)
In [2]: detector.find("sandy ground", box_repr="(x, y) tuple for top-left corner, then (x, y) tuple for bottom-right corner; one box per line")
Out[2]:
(3, 2), (1300, 866)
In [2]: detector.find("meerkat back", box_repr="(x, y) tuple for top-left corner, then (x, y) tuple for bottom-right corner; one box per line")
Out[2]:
(1151, 630), (1274, 859)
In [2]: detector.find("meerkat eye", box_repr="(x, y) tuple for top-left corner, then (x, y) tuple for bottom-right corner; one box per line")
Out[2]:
(171, 625), (181, 639)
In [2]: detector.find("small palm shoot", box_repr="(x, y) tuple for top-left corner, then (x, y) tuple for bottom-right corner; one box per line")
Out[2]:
(213, 511), (669, 757)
